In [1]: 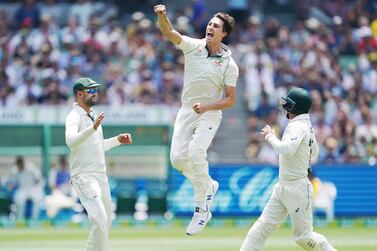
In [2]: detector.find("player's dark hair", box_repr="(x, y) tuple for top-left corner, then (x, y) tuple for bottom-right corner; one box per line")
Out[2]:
(214, 12), (235, 38)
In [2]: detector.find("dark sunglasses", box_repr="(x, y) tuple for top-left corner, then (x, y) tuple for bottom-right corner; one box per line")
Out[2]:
(82, 88), (97, 94)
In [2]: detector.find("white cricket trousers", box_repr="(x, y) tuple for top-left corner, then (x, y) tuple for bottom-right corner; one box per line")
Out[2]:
(71, 172), (112, 251)
(240, 178), (337, 251)
(170, 105), (221, 202)
(14, 186), (43, 220)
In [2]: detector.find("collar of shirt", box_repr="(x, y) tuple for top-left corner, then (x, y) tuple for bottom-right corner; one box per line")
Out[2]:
(73, 102), (94, 118)
(203, 40), (231, 58)
(289, 113), (310, 123)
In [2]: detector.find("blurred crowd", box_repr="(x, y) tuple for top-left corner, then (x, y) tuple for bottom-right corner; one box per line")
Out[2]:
(0, 0), (184, 107)
(239, 0), (377, 165)
(0, 0), (377, 165)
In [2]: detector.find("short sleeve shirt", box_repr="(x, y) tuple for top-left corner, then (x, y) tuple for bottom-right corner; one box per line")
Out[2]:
(178, 35), (239, 106)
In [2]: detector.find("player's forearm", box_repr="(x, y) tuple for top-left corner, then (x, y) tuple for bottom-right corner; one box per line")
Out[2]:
(265, 134), (298, 156)
(157, 14), (181, 45)
(103, 136), (121, 152)
(206, 96), (236, 111)
(157, 13), (174, 33)
(65, 126), (95, 149)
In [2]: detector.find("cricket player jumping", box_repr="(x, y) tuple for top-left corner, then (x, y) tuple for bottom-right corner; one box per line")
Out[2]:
(154, 4), (239, 235)
(240, 87), (337, 251)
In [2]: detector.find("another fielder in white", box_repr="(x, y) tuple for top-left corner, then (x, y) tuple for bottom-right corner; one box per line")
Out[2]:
(154, 4), (239, 235)
(240, 87), (337, 251)
(65, 77), (132, 251)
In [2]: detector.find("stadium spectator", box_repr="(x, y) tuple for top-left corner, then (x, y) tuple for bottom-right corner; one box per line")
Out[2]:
(13, 0), (40, 29)
(28, 14), (59, 52)
(190, 0), (208, 34)
(319, 137), (341, 163)
(40, 0), (65, 26)
(309, 171), (337, 222)
(13, 72), (38, 105)
(357, 26), (377, 54)
(69, 0), (95, 29)
(226, 0), (250, 25)
(7, 156), (44, 220)
(242, 42), (274, 112)
(45, 155), (77, 219)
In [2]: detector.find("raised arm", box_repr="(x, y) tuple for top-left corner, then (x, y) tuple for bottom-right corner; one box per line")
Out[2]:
(65, 112), (104, 148)
(261, 125), (305, 156)
(154, 4), (182, 46)
(65, 112), (95, 149)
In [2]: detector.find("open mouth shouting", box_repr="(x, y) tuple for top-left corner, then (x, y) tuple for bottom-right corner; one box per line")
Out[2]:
(206, 32), (214, 40)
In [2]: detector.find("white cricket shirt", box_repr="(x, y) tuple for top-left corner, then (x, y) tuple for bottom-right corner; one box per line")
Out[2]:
(265, 114), (319, 181)
(178, 35), (239, 106)
(10, 165), (42, 189)
(65, 103), (120, 176)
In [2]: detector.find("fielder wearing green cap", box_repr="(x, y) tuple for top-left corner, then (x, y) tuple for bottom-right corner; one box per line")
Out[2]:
(65, 77), (133, 251)
(72, 77), (102, 92)
(240, 87), (337, 251)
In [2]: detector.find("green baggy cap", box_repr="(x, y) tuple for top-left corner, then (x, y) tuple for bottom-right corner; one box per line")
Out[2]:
(73, 77), (102, 92)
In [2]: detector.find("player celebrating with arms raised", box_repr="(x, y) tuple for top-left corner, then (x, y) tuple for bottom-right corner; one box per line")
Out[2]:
(154, 4), (239, 235)
(240, 88), (337, 251)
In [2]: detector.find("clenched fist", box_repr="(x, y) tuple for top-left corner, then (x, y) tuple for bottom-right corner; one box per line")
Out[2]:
(117, 133), (133, 145)
(192, 102), (208, 114)
(154, 4), (166, 15)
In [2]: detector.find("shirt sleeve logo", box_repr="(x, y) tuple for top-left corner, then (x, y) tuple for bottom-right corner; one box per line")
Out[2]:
(194, 48), (204, 57)
(291, 136), (298, 141)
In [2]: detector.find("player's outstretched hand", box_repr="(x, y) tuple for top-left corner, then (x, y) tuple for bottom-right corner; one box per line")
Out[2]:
(117, 133), (133, 145)
(93, 112), (104, 130)
(154, 4), (166, 15)
(261, 125), (275, 136)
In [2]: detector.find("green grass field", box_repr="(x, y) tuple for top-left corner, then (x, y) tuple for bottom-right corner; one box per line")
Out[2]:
(0, 224), (376, 251)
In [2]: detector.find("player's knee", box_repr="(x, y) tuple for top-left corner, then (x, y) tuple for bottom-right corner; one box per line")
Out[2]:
(294, 231), (316, 250)
(91, 213), (110, 234)
(170, 152), (186, 171)
(187, 143), (206, 164)
(249, 219), (275, 239)
(240, 220), (275, 251)
(299, 232), (337, 251)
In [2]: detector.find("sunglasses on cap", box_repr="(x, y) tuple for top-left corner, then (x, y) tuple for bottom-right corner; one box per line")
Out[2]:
(82, 88), (97, 94)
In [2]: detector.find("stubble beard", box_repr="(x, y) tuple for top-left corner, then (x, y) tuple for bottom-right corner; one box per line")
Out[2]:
(85, 96), (96, 107)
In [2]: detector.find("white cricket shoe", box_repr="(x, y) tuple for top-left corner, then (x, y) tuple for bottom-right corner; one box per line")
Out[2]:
(207, 180), (219, 210)
(186, 207), (212, 236)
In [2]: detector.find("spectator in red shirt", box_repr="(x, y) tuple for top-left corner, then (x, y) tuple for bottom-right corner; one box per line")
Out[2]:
(358, 26), (377, 54)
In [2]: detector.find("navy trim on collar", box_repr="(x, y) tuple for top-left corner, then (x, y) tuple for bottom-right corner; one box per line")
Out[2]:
(205, 44), (224, 58)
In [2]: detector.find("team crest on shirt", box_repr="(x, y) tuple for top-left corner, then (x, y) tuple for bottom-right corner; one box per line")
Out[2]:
(214, 58), (224, 67)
